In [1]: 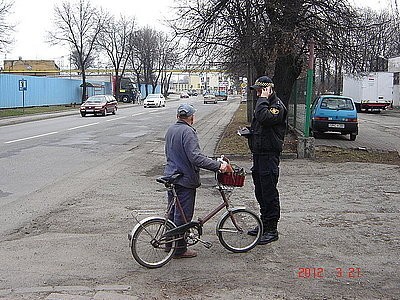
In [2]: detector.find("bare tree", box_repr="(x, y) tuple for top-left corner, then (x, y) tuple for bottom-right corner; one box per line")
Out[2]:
(0, 0), (14, 53)
(168, 0), (356, 113)
(97, 15), (136, 100)
(129, 27), (178, 96)
(48, 0), (109, 103)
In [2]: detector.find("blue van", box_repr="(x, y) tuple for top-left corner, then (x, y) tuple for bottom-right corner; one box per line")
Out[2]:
(310, 95), (358, 141)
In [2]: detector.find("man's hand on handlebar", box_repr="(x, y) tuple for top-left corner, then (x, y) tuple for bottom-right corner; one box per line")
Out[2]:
(219, 161), (233, 173)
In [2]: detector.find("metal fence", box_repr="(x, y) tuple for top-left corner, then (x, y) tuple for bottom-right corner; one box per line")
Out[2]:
(288, 77), (316, 135)
(0, 74), (112, 109)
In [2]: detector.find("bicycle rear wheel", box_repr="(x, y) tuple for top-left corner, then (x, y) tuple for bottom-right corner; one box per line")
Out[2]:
(130, 217), (177, 268)
(216, 208), (262, 253)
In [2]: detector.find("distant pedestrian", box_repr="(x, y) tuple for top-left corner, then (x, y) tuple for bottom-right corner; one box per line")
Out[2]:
(241, 76), (287, 245)
(164, 103), (230, 258)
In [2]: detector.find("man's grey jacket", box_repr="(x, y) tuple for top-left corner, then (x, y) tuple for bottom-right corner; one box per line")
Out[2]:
(164, 120), (221, 189)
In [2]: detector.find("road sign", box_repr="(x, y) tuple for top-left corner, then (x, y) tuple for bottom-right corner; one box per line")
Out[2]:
(19, 79), (27, 91)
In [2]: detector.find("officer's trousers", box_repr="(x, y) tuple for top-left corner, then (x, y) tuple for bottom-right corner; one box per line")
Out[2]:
(251, 153), (281, 227)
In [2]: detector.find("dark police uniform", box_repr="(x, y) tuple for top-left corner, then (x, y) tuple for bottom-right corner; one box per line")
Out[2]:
(248, 89), (287, 244)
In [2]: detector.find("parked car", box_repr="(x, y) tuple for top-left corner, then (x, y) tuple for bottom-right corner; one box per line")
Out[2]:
(188, 90), (198, 96)
(80, 95), (117, 117)
(143, 93), (166, 108)
(180, 91), (190, 98)
(204, 93), (217, 104)
(310, 95), (358, 141)
(215, 91), (228, 101)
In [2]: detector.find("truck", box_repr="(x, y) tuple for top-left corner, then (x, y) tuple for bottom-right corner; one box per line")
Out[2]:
(342, 72), (393, 112)
(114, 77), (139, 103)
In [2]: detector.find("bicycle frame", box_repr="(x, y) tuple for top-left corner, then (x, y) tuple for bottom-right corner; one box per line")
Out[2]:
(161, 182), (241, 239)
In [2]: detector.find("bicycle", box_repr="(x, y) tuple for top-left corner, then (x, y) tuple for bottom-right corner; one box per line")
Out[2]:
(128, 165), (262, 268)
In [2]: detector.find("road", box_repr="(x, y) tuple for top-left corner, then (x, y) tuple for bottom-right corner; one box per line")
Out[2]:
(0, 96), (236, 238)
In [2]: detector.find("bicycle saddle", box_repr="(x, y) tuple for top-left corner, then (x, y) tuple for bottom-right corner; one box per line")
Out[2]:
(156, 173), (183, 185)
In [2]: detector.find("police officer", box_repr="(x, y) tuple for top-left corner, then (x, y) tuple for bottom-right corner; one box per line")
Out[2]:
(245, 76), (287, 245)
(164, 103), (229, 258)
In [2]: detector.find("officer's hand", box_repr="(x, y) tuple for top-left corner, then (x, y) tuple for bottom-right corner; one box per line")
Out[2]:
(260, 87), (273, 98)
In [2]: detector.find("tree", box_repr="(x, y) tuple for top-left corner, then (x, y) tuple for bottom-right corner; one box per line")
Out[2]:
(48, 0), (109, 103)
(97, 15), (136, 100)
(0, 0), (14, 53)
(169, 0), (357, 117)
(129, 27), (178, 96)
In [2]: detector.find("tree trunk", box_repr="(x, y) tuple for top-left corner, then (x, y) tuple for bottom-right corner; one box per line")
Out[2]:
(81, 70), (87, 103)
(272, 54), (302, 109)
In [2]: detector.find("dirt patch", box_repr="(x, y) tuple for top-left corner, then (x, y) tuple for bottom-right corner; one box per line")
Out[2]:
(315, 146), (400, 166)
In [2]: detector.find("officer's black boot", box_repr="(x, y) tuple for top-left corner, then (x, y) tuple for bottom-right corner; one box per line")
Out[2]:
(258, 220), (278, 245)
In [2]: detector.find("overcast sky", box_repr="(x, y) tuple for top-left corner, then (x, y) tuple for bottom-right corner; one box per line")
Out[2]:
(3, 0), (388, 64)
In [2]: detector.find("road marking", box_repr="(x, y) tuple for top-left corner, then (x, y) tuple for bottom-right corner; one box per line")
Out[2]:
(5, 131), (59, 144)
(67, 122), (100, 130)
(132, 112), (148, 117)
(105, 116), (127, 122)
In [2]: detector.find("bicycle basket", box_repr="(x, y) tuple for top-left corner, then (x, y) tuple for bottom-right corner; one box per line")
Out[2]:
(217, 165), (246, 187)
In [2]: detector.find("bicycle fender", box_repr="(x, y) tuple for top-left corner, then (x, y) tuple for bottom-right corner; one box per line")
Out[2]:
(129, 217), (176, 248)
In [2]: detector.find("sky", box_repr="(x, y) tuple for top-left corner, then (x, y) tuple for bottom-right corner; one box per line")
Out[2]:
(4, 0), (175, 65)
(2, 0), (390, 66)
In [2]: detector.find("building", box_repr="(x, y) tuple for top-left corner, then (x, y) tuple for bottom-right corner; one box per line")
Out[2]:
(2, 59), (60, 76)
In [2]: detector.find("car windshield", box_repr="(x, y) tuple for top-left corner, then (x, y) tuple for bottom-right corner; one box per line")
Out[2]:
(320, 98), (354, 110)
(85, 99), (103, 104)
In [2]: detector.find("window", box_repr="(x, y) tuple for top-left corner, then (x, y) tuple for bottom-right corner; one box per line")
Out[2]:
(321, 97), (354, 110)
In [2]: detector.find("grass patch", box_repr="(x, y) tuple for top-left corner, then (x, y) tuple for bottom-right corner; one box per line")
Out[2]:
(0, 105), (78, 118)
(215, 104), (251, 156)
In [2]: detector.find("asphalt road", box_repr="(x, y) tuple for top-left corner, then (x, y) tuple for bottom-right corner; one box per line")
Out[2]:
(0, 96), (234, 238)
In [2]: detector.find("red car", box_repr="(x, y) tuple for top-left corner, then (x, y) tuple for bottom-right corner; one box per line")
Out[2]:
(80, 95), (118, 117)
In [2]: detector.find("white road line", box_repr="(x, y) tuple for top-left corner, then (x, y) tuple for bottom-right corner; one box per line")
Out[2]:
(132, 112), (148, 117)
(105, 116), (127, 122)
(67, 122), (100, 131)
(5, 131), (59, 144)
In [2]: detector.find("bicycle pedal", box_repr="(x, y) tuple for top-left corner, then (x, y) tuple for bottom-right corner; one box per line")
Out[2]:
(200, 240), (213, 249)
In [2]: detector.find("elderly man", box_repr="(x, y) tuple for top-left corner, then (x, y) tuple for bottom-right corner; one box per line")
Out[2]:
(164, 103), (229, 258)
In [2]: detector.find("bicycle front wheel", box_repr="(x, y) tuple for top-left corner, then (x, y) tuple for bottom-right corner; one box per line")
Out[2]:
(216, 208), (262, 253)
(130, 217), (177, 268)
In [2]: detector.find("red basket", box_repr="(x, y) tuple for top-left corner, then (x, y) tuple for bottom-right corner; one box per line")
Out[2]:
(217, 169), (246, 187)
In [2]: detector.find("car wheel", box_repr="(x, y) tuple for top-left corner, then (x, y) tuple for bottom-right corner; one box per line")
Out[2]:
(350, 133), (357, 141)
(122, 95), (129, 103)
(103, 109), (107, 116)
(112, 107), (116, 115)
(81, 112), (86, 117)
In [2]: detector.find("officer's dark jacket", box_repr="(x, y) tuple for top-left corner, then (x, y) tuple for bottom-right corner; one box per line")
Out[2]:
(248, 93), (287, 154)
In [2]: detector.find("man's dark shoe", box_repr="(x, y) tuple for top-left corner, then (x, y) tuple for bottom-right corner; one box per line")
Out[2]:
(258, 230), (278, 245)
(173, 249), (197, 259)
(247, 226), (259, 236)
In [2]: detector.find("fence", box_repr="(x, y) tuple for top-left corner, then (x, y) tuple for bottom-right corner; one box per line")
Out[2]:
(288, 77), (317, 136)
(0, 74), (112, 109)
